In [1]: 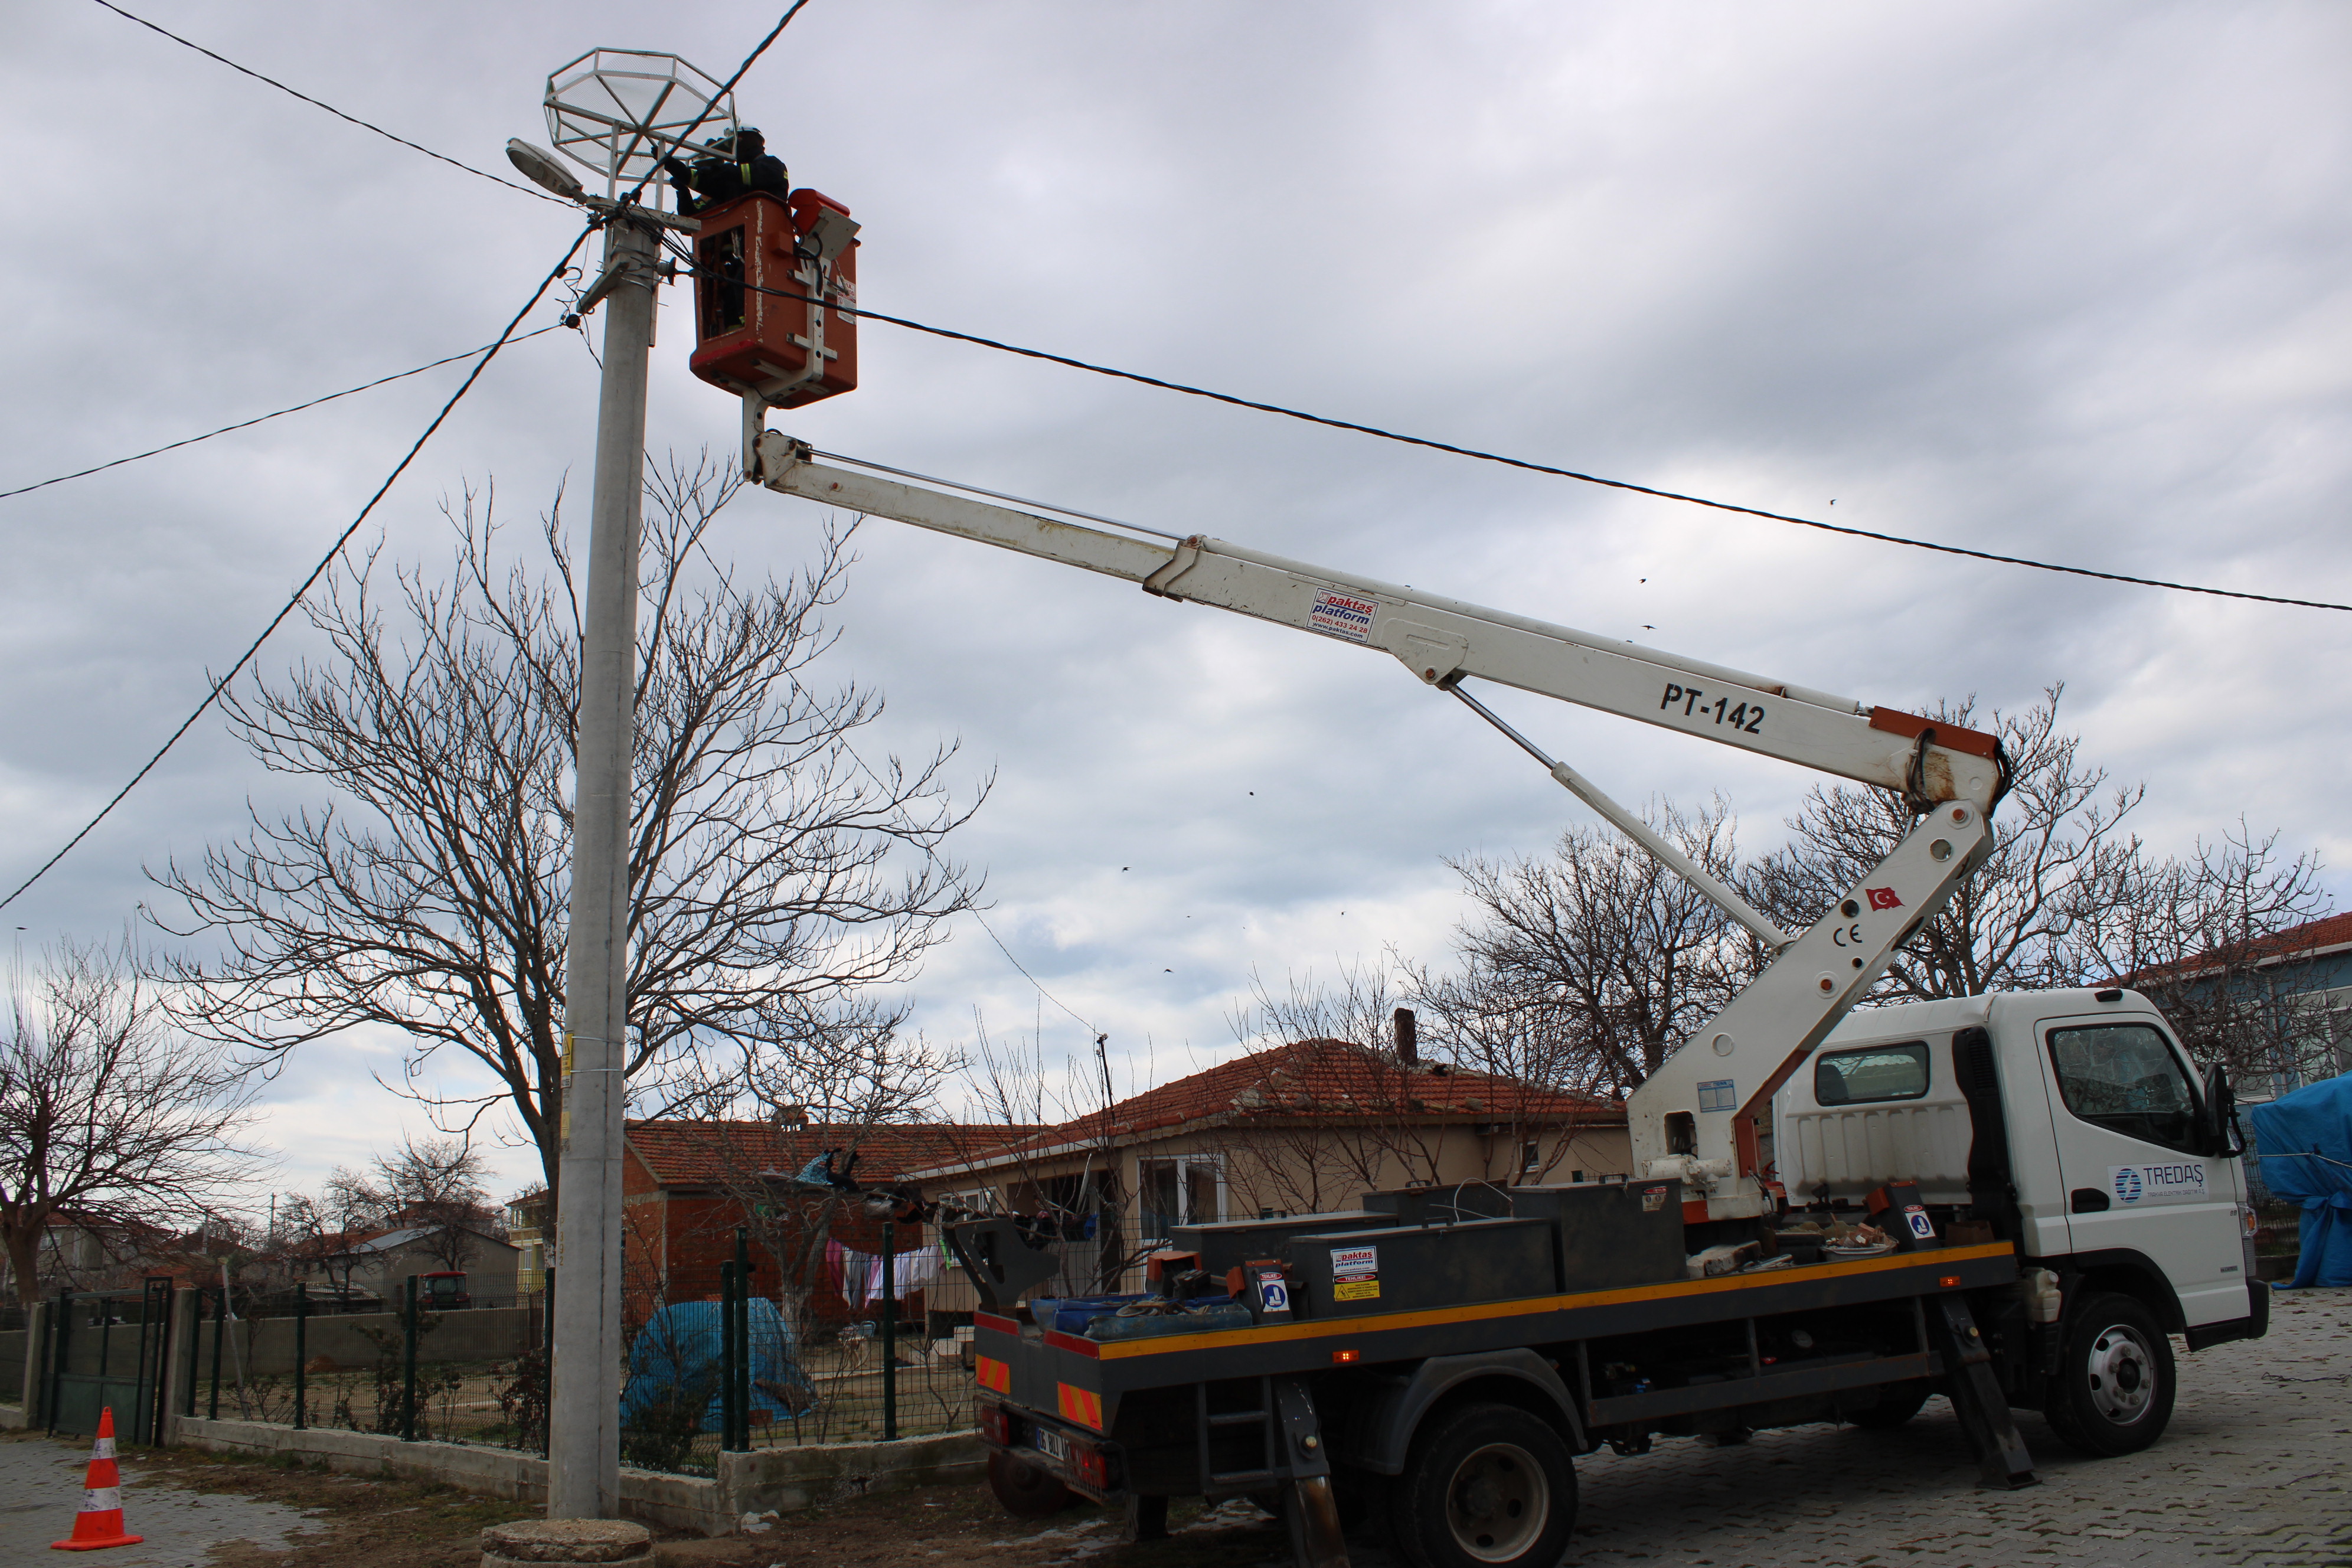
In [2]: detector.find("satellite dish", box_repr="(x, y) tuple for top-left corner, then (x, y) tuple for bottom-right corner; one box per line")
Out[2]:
(544, 48), (735, 206)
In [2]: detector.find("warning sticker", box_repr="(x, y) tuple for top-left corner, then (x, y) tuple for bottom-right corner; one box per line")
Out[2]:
(1697, 1079), (1736, 1112)
(1639, 1184), (1670, 1213)
(1330, 1244), (1380, 1301)
(1309, 590), (1378, 643)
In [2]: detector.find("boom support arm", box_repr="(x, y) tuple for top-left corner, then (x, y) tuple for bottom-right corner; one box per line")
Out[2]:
(755, 435), (2005, 1219)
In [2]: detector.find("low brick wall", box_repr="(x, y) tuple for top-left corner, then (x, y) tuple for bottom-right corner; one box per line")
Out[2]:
(167, 1415), (984, 1534)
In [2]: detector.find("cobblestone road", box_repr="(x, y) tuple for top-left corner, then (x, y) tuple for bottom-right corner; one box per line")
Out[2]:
(1553, 1287), (2350, 1567)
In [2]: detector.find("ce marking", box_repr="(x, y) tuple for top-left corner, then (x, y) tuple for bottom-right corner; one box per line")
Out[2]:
(1830, 924), (1864, 946)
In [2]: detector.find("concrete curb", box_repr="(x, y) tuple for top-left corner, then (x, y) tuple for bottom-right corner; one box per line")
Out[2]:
(169, 1416), (984, 1535)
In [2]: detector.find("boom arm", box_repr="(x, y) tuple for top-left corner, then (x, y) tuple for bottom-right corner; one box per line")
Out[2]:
(756, 434), (2004, 1219)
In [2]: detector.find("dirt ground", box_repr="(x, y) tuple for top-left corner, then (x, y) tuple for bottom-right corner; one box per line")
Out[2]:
(108, 1445), (1290, 1568)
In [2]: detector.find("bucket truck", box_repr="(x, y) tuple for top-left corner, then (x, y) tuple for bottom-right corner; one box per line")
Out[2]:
(748, 432), (2265, 1568)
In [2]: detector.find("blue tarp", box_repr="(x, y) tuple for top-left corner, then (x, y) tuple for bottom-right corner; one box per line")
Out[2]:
(619, 1298), (814, 1432)
(2246, 1072), (2352, 1289)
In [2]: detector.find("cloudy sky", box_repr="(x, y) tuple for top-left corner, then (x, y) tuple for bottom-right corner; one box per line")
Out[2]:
(4, 1), (2347, 1207)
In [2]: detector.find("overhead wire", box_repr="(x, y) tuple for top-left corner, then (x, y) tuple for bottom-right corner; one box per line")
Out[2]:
(86, 0), (570, 204)
(713, 270), (2352, 615)
(0, 6), (819, 913)
(0, 222), (600, 914)
(0, 326), (567, 503)
(81, 0), (2333, 613)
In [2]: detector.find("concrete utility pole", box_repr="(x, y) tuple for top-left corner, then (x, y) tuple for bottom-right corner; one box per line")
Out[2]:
(548, 208), (659, 1521)
(511, 46), (736, 1521)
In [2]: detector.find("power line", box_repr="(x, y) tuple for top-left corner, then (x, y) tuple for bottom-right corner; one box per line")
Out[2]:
(717, 272), (2352, 616)
(0, 326), (567, 504)
(613, 0), (814, 210)
(0, 224), (599, 914)
(87, 0), (569, 203)
(81, 0), (2332, 613)
(4, 7), (819, 910)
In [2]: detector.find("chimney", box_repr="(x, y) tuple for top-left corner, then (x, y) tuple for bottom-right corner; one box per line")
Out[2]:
(1393, 1007), (1418, 1066)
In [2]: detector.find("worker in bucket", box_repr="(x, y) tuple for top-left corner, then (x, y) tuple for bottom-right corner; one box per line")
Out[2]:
(663, 128), (789, 214)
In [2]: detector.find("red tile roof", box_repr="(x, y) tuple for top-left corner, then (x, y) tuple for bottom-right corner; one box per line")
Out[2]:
(2126, 910), (2352, 982)
(623, 1121), (1043, 1188)
(933, 1039), (1619, 1169)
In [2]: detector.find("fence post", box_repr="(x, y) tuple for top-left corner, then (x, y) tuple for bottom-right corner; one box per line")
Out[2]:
(292, 1282), (308, 1430)
(207, 1291), (223, 1422)
(48, 1289), (71, 1436)
(718, 1260), (739, 1453)
(881, 1221), (897, 1442)
(401, 1275), (418, 1442)
(734, 1226), (753, 1452)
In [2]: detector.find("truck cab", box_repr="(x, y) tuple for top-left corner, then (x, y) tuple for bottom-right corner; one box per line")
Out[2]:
(1776, 987), (2264, 1365)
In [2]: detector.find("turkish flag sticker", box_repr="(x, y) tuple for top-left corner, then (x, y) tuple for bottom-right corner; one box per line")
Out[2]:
(1865, 887), (1903, 911)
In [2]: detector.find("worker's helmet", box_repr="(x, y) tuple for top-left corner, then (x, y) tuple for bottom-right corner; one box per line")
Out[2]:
(736, 127), (766, 149)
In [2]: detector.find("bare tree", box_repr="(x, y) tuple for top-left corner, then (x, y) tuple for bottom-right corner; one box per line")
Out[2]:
(2073, 822), (2338, 1082)
(1750, 687), (2142, 999)
(372, 1135), (498, 1272)
(1220, 961), (1451, 1207)
(659, 1004), (967, 1335)
(1407, 962), (1627, 1185)
(152, 453), (985, 1198)
(0, 939), (267, 1303)
(1443, 796), (1759, 1097)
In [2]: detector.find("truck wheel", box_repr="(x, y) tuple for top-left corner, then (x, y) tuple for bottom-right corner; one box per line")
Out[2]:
(1846, 1378), (1932, 1429)
(2043, 1292), (2174, 1457)
(986, 1449), (1075, 1517)
(1391, 1403), (1576, 1568)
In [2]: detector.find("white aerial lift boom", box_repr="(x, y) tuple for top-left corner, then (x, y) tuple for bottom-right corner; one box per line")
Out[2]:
(750, 432), (2010, 1224)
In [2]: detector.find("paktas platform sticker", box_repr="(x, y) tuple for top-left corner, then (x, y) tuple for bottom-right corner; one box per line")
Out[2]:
(1309, 589), (1378, 643)
(1330, 1243), (1380, 1301)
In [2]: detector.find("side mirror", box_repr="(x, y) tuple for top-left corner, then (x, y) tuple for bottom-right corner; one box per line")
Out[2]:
(2200, 1061), (2245, 1159)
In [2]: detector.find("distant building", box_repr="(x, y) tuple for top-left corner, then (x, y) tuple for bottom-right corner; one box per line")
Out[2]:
(620, 1119), (1035, 1331)
(907, 1037), (1629, 1310)
(2135, 911), (2352, 1099)
(505, 1190), (552, 1295)
(288, 1224), (520, 1305)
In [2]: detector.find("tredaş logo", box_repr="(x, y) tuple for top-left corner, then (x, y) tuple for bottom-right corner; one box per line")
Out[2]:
(2113, 1167), (2144, 1203)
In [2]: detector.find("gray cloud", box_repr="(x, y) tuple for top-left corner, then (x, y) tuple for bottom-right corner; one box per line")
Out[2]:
(4, 0), (2346, 1196)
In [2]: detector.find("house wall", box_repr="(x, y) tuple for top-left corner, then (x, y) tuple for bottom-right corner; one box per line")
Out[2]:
(351, 1239), (520, 1304)
(916, 1117), (1632, 1315)
(620, 1176), (935, 1333)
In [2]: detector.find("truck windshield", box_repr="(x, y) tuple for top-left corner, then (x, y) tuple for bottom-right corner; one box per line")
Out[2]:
(2046, 1023), (2199, 1152)
(1815, 1041), (1929, 1105)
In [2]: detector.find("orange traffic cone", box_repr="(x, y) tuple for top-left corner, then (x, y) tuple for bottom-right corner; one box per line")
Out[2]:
(51, 1406), (143, 1551)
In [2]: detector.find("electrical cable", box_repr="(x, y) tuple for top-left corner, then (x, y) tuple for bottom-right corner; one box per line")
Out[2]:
(3, 6), (817, 911)
(80, 0), (2337, 612)
(612, 0), (814, 211)
(716, 272), (2352, 615)
(86, 0), (570, 204)
(0, 326), (567, 504)
(0, 223), (600, 914)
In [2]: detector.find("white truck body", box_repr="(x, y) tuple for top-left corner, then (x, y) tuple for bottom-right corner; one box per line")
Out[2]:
(1776, 987), (2253, 1329)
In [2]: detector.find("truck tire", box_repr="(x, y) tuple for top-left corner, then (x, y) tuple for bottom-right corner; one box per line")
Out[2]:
(2043, 1292), (2174, 1458)
(1846, 1378), (1932, 1429)
(1390, 1403), (1576, 1568)
(986, 1449), (1075, 1517)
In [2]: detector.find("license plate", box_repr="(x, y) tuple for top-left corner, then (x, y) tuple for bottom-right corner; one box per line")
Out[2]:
(1033, 1427), (1069, 1463)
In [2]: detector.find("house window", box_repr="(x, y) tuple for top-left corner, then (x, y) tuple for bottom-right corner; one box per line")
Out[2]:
(1570, 1170), (1585, 1184)
(1521, 1142), (1541, 1173)
(1137, 1157), (1223, 1238)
